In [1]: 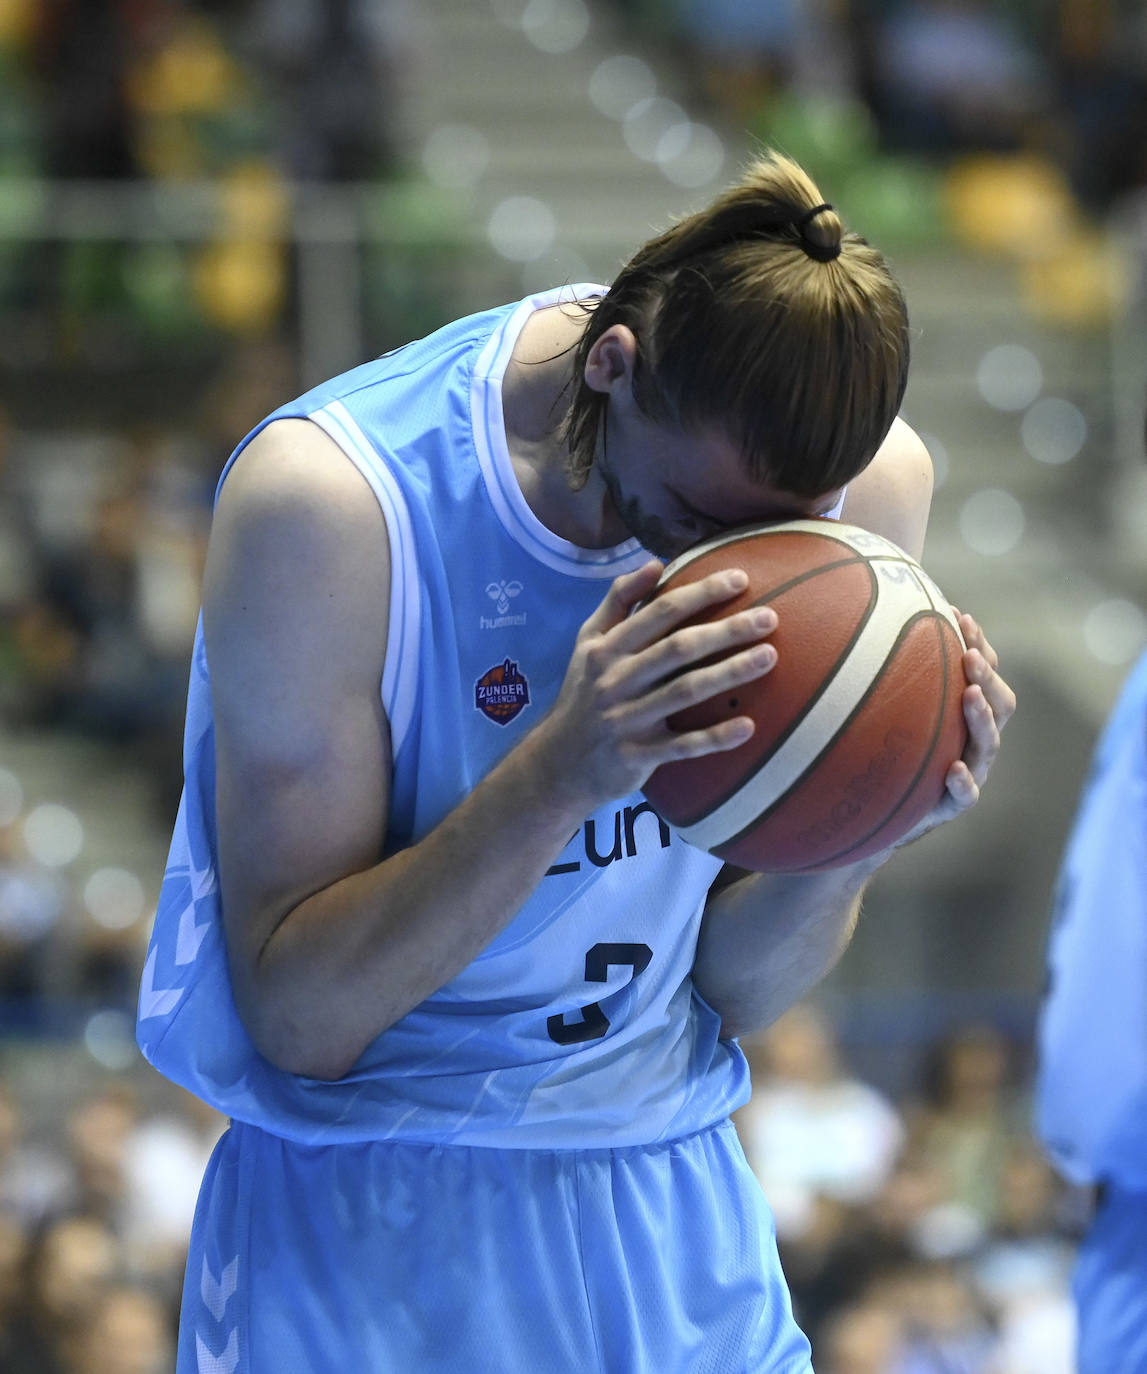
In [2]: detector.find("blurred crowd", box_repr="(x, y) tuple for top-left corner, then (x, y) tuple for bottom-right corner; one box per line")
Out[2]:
(0, 0), (1142, 354)
(736, 1005), (1080, 1374)
(4, 0), (412, 185)
(0, 1071), (224, 1373)
(0, 0), (425, 370)
(644, 0), (1147, 216)
(4, 0), (1140, 211)
(4, 0), (1144, 208)
(0, 340), (293, 809)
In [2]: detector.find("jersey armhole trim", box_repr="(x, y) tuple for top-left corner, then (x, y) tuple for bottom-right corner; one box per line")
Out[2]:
(308, 399), (420, 758)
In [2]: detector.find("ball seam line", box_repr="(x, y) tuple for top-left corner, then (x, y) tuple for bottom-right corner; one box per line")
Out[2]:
(664, 559), (876, 828)
(716, 611), (957, 867)
(673, 560), (941, 850)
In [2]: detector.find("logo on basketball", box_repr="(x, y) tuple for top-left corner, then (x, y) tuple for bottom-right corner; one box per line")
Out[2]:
(794, 727), (915, 851)
(475, 658), (531, 725)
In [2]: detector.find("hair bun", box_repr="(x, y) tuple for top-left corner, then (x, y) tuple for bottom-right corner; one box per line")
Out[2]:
(561, 148), (908, 501)
(795, 203), (841, 263)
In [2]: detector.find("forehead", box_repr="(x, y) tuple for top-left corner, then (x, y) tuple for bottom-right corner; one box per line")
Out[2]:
(670, 427), (844, 520)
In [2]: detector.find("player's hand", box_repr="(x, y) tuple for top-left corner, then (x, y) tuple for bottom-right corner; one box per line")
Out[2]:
(893, 609), (1016, 848)
(527, 559), (778, 815)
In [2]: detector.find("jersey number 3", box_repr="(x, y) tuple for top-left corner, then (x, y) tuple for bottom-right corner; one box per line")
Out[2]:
(547, 942), (653, 1045)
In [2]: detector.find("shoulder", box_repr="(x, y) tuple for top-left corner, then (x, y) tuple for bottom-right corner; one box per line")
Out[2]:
(218, 418), (384, 536)
(208, 418), (389, 601)
(840, 417), (934, 560)
(203, 419), (390, 685)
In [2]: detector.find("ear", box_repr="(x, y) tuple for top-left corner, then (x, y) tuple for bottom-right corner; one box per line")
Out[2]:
(583, 324), (638, 396)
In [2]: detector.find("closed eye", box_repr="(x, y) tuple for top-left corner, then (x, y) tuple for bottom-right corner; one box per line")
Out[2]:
(669, 492), (733, 535)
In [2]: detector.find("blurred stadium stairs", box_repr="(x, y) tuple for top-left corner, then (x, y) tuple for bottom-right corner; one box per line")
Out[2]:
(407, 0), (724, 288)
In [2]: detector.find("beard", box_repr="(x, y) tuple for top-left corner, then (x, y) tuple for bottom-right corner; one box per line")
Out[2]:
(595, 409), (682, 560)
(596, 458), (682, 559)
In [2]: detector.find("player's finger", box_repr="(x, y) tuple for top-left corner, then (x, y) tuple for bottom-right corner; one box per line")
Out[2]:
(623, 636), (778, 728)
(943, 758), (980, 811)
(641, 712), (757, 765)
(961, 682), (1001, 787)
(965, 647), (1016, 730)
(610, 606), (778, 701)
(957, 611), (1000, 671)
(610, 568), (751, 654)
(581, 560), (665, 636)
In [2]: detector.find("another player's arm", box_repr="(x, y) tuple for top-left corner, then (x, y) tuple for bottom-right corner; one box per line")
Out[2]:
(207, 420), (780, 1081)
(693, 422), (1015, 1037)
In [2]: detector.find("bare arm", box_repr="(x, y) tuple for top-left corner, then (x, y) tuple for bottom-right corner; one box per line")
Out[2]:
(693, 422), (1015, 1036)
(207, 420), (783, 1080)
(693, 858), (881, 1038)
(839, 416), (934, 560)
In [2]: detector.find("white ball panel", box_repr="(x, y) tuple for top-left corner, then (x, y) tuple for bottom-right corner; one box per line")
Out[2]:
(677, 547), (941, 851)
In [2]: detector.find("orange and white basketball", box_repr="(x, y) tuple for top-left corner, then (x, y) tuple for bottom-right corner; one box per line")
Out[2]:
(641, 520), (968, 872)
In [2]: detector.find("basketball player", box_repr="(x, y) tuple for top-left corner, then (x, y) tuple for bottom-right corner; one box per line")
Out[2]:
(137, 151), (1014, 1372)
(1037, 585), (1147, 1362)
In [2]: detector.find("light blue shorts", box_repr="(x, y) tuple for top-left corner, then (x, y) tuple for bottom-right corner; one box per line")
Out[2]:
(179, 1118), (813, 1373)
(1075, 1183), (1147, 1374)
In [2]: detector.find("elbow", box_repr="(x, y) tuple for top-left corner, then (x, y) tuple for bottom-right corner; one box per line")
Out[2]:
(248, 1013), (359, 1082)
(227, 930), (367, 1080)
(228, 928), (407, 1080)
(233, 978), (361, 1082)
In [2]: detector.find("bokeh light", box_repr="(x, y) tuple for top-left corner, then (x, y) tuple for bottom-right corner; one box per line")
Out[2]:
(84, 1009), (139, 1071)
(522, 0), (590, 54)
(589, 55), (656, 120)
(658, 122), (724, 189)
(959, 488), (1025, 557)
(488, 196), (557, 262)
(23, 803), (84, 868)
(1083, 598), (1147, 665)
(1020, 397), (1087, 465)
(623, 97), (690, 164)
(422, 125), (490, 190)
(84, 868), (148, 931)
(976, 344), (1043, 412)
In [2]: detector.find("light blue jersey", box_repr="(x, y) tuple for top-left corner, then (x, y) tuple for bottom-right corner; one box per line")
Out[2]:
(1036, 650), (1147, 1374)
(1036, 650), (1147, 1189)
(139, 287), (815, 1372)
(137, 285), (748, 1149)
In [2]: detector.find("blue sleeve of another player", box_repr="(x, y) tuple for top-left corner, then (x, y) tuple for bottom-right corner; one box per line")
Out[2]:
(1035, 652), (1147, 1186)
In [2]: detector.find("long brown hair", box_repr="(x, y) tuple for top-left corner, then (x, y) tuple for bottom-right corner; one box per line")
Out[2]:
(563, 151), (910, 496)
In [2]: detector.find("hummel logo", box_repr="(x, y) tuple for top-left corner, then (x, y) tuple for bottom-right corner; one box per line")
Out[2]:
(481, 579), (527, 630)
(486, 580), (523, 614)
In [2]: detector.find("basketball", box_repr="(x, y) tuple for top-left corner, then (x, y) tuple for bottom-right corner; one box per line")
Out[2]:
(641, 520), (968, 872)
